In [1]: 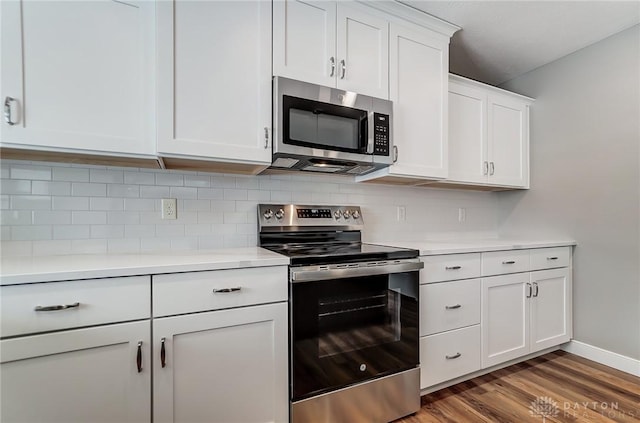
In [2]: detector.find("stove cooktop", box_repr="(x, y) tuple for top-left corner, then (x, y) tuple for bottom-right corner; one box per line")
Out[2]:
(262, 242), (419, 266)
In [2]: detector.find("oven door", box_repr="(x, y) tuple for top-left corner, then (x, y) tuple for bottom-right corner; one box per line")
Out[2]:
(290, 260), (421, 402)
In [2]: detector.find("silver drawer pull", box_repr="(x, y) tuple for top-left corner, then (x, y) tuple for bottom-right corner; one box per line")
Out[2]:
(212, 287), (242, 293)
(34, 302), (80, 312)
(502, 260), (516, 264)
(445, 353), (461, 360)
(445, 266), (462, 270)
(547, 257), (559, 260)
(445, 304), (462, 310)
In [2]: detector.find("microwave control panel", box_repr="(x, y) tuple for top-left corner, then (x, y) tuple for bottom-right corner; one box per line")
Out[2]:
(373, 113), (390, 156)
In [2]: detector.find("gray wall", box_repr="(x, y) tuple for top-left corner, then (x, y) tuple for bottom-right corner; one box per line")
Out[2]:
(498, 25), (640, 360)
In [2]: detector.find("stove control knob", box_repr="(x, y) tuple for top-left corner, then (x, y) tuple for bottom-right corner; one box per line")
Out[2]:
(263, 209), (274, 220)
(334, 210), (342, 219)
(275, 208), (285, 220)
(342, 210), (351, 219)
(352, 210), (360, 219)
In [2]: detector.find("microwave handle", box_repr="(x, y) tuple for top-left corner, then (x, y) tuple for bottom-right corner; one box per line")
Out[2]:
(393, 146), (398, 163)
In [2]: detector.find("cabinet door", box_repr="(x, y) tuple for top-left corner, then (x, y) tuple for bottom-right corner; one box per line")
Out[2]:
(481, 274), (530, 368)
(487, 93), (529, 187)
(0, 0), (154, 156)
(387, 24), (448, 178)
(448, 81), (488, 184)
(0, 321), (151, 423)
(157, 0), (272, 165)
(273, 0), (337, 88)
(530, 268), (572, 352)
(336, 4), (388, 98)
(154, 303), (288, 423)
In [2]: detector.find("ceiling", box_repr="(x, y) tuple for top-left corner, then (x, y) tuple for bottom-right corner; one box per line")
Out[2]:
(400, 1), (640, 86)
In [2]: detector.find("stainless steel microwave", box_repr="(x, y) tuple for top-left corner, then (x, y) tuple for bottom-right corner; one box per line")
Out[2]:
(271, 77), (393, 175)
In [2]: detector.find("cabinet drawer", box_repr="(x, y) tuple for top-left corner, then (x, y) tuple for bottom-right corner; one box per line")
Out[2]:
(530, 247), (571, 270)
(1, 276), (150, 338)
(420, 253), (481, 283)
(420, 279), (480, 336)
(481, 250), (530, 276)
(420, 325), (481, 388)
(153, 266), (287, 317)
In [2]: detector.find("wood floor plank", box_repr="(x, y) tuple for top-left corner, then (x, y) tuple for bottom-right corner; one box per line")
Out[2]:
(395, 351), (640, 423)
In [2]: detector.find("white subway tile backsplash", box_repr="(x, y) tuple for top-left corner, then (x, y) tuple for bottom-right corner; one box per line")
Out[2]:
(1, 159), (499, 255)
(53, 196), (89, 210)
(90, 169), (124, 184)
(124, 171), (155, 185)
(72, 182), (106, 197)
(90, 197), (124, 211)
(1, 180), (31, 194)
(52, 167), (89, 182)
(156, 173), (184, 186)
(54, 225), (91, 240)
(10, 164), (51, 181)
(140, 185), (170, 199)
(32, 181), (71, 196)
(12, 225), (52, 241)
(11, 195), (51, 210)
(72, 211), (107, 225)
(107, 184), (140, 198)
(33, 211), (71, 225)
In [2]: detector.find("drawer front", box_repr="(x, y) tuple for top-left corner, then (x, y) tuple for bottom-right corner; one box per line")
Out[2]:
(530, 247), (571, 270)
(420, 325), (481, 388)
(420, 253), (481, 283)
(482, 250), (530, 276)
(153, 266), (287, 317)
(420, 279), (480, 336)
(1, 276), (150, 338)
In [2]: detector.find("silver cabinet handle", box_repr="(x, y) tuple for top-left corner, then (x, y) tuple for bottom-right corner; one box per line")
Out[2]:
(502, 260), (516, 265)
(340, 59), (346, 79)
(212, 287), (242, 293)
(34, 302), (80, 312)
(483, 161), (488, 176)
(489, 161), (495, 175)
(445, 352), (461, 360)
(445, 304), (461, 310)
(264, 127), (269, 149)
(329, 57), (335, 77)
(526, 283), (532, 298)
(393, 145), (398, 163)
(4, 96), (17, 125)
(445, 266), (462, 270)
(547, 257), (558, 261)
(532, 282), (539, 297)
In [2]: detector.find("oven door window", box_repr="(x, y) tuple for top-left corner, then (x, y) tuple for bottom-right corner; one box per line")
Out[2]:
(291, 272), (418, 401)
(283, 95), (368, 153)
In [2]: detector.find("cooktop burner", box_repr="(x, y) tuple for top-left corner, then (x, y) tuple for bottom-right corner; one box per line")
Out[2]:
(258, 204), (418, 266)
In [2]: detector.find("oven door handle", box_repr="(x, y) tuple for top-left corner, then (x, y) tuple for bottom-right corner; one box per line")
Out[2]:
(291, 260), (424, 282)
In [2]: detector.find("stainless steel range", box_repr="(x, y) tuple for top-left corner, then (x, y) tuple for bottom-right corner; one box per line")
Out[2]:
(258, 204), (423, 423)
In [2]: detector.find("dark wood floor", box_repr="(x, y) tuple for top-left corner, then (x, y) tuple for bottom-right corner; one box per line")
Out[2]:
(396, 350), (640, 422)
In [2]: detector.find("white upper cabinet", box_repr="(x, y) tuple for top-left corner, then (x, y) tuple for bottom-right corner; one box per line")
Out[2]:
(273, 0), (389, 99)
(447, 75), (532, 189)
(156, 0), (272, 171)
(357, 21), (455, 183)
(0, 0), (155, 157)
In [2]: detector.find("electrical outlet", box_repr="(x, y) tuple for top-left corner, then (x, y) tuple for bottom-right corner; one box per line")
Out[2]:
(397, 206), (406, 222)
(458, 207), (466, 223)
(162, 198), (177, 220)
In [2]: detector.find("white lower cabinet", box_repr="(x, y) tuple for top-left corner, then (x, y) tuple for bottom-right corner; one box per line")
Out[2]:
(0, 321), (151, 423)
(481, 264), (572, 368)
(152, 266), (289, 423)
(420, 246), (572, 389)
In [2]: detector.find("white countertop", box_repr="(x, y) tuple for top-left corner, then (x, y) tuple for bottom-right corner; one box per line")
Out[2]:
(375, 238), (576, 256)
(0, 247), (289, 285)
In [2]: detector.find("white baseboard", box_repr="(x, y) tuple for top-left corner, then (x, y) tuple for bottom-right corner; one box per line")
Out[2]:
(561, 340), (640, 377)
